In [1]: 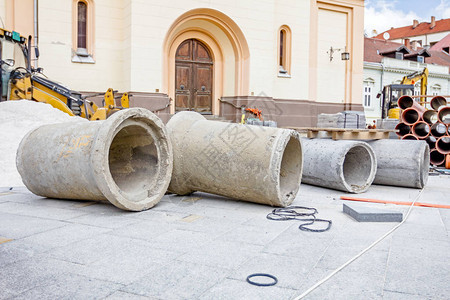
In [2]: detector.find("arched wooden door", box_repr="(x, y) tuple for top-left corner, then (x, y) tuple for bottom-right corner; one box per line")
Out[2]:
(175, 39), (213, 113)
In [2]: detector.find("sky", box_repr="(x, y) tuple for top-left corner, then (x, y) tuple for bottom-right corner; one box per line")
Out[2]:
(365, 0), (450, 37)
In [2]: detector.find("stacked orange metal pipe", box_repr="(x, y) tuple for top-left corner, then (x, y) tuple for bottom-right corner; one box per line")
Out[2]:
(395, 95), (450, 168)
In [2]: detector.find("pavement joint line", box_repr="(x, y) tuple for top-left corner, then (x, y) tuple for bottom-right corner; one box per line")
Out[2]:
(380, 232), (394, 297)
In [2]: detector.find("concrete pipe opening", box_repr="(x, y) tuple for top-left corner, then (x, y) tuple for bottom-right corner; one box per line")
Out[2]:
(402, 108), (420, 125)
(279, 136), (303, 199)
(17, 108), (173, 211)
(108, 122), (158, 199)
(342, 145), (374, 193)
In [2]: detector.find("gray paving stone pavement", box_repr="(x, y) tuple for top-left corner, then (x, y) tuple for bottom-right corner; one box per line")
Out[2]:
(0, 176), (449, 299)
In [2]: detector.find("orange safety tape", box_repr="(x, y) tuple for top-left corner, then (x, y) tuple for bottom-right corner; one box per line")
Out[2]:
(340, 196), (450, 209)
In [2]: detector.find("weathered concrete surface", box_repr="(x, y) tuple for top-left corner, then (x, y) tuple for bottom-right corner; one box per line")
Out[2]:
(166, 111), (303, 207)
(1, 176), (449, 299)
(368, 140), (429, 189)
(301, 138), (377, 193)
(16, 108), (172, 211)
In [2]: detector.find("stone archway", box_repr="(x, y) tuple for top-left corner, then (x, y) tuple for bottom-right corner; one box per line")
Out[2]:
(163, 8), (250, 115)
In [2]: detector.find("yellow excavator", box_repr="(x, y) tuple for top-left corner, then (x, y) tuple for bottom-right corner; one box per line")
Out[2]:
(380, 67), (428, 119)
(0, 28), (128, 120)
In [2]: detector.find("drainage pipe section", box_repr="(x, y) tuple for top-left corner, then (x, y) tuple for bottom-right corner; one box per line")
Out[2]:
(430, 96), (447, 111)
(166, 112), (303, 207)
(395, 122), (410, 137)
(398, 95), (426, 113)
(411, 121), (430, 139)
(367, 140), (429, 189)
(300, 139), (376, 193)
(16, 108), (173, 211)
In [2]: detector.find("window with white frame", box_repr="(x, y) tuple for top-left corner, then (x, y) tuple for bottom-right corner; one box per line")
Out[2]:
(363, 80), (374, 107)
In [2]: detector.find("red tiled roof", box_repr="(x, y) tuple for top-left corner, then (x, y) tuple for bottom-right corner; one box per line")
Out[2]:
(364, 37), (408, 63)
(426, 50), (450, 69)
(374, 18), (450, 40)
(430, 33), (450, 51)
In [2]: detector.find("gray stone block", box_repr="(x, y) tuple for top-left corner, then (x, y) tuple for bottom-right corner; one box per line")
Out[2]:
(343, 203), (403, 222)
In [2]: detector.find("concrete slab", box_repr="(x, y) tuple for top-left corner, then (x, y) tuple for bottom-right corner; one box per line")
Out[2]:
(343, 203), (403, 222)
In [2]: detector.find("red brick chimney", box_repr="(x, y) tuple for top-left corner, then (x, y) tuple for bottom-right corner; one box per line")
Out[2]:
(431, 16), (436, 29)
(404, 38), (411, 49)
(413, 19), (419, 28)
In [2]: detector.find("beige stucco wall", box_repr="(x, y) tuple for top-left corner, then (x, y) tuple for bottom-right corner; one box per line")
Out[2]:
(3, 0), (365, 108)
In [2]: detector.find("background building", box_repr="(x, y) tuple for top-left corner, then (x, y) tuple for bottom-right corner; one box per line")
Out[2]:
(0, 0), (365, 126)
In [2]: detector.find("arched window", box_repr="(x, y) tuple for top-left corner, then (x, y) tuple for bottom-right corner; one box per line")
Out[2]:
(431, 84), (441, 96)
(72, 0), (95, 63)
(77, 1), (87, 50)
(278, 25), (291, 76)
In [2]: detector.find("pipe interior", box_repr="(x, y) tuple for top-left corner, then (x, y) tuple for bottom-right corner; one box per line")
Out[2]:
(413, 123), (430, 137)
(403, 109), (419, 124)
(396, 123), (410, 136)
(437, 137), (450, 154)
(431, 123), (446, 137)
(398, 96), (413, 110)
(439, 108), (450, 124)
(342, 146), (372, 190)
(108, 124), (158, 199)
(430, 150), (445, 165)
(279, 136), (302, 199)
(423, 110), (438, 124)
(402, 134), (418, 140)
(431, 97), (447, 110)
(426, 136), (436, 149)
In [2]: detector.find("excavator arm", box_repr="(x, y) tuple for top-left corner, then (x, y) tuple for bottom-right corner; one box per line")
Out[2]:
(401, 67), (428, 104)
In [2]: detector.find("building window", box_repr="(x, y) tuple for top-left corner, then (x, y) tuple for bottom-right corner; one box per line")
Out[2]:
(417, 56), (424, 63)
(72, 0), (95, 63)
(363, 80), (374, 107)
(395, 52), (403, 60)
(414, 83), (420, 96)
(278, 25), (291, 77)
(431, 84), (441, 96)
(77, 2), (87, 51)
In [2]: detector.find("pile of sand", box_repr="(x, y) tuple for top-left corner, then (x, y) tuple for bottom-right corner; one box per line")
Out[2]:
(0, 100), (87, 187)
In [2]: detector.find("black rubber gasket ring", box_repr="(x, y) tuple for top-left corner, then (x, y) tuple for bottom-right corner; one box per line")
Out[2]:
(246, 273), (278, 286)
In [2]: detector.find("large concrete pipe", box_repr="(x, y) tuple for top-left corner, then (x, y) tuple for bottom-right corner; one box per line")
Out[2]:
(412, 121), (430, 139)
(398, 95), (426, 113)
(166, 112), (303, 207)
(368, 140), (429, 189)
(431, 122), (447, 137)
(395, 122), (411, 137)
(438, 106), (450, 124)
(402, 108), (422, 125)
(436, 136), (450, 154)
(300, 139), (376, 193)
(430, 149), (445, 165)
(423, 110), (438, 125)
(16, 108), (173, 211)
(430, 96), (447, 111)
